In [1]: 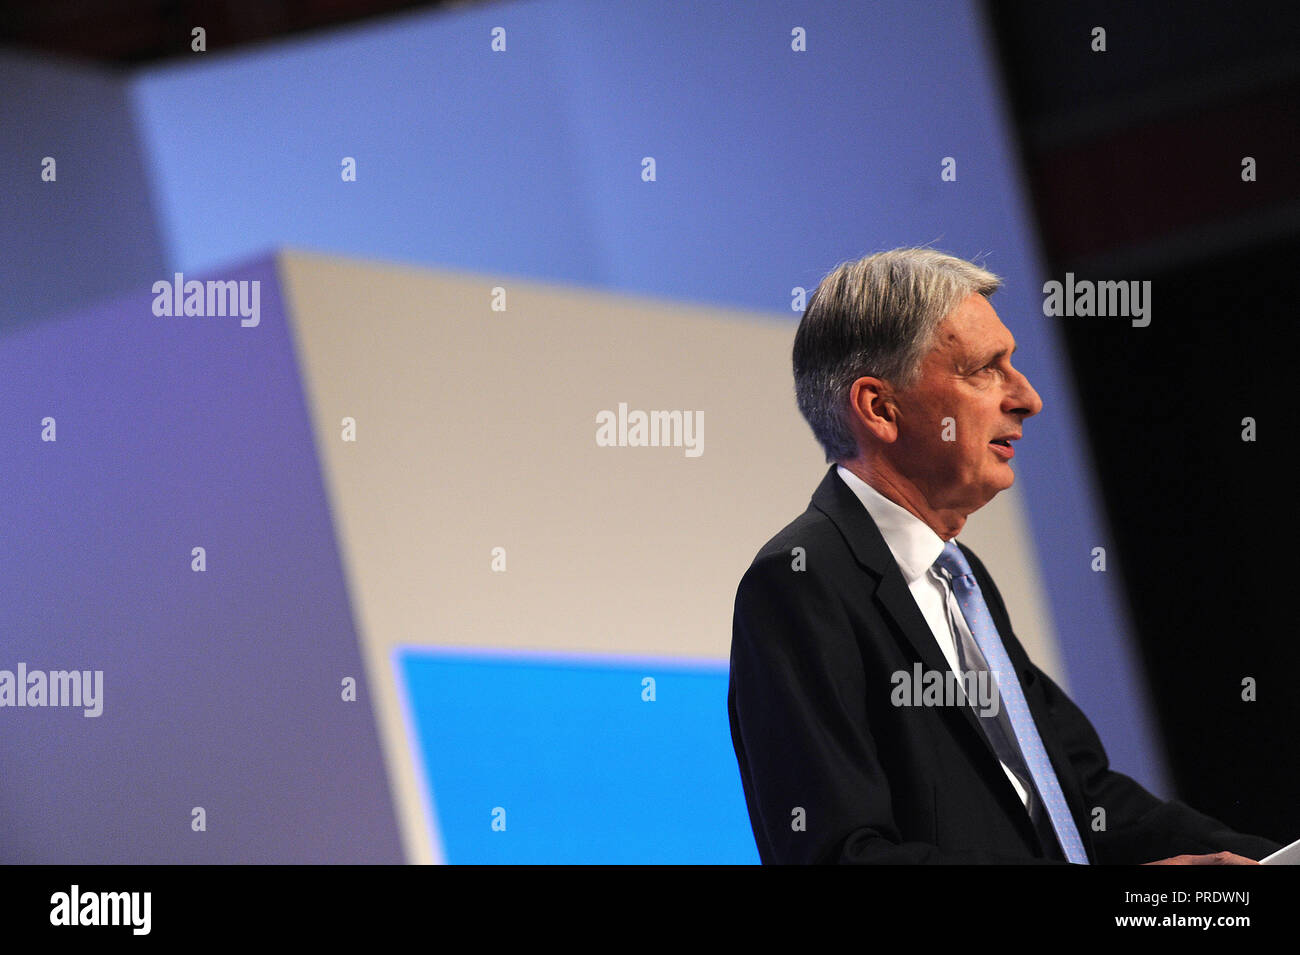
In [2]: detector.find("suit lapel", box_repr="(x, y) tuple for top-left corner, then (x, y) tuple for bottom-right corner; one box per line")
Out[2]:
(810, 467), (948, 675)
(809, 466), (1048, 853)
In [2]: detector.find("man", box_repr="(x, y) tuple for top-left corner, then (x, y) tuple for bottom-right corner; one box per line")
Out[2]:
(728, 247), (1279, 864)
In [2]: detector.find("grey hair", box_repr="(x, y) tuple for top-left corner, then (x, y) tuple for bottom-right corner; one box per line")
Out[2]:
(792, 247), (1002, 463)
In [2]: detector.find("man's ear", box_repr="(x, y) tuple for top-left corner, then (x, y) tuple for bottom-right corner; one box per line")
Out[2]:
(848, 376), (900, 445)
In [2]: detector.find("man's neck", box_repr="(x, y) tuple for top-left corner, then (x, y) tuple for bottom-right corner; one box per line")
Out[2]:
(837, 459), (966, 540)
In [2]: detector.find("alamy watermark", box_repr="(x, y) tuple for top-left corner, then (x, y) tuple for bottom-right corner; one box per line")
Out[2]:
(1042, 273), (1151, 327)
(152, 272), (260, 327)
(891, 663), (999, 717)
(50, 885), (150, 935)
(0, 663), (103, 717)
(595, 402), (703, 457)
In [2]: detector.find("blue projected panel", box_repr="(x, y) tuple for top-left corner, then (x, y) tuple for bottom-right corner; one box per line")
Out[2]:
(396, 649), (759, 864)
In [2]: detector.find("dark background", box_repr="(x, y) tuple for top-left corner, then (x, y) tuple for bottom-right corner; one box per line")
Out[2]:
(984, 0), (1300, 843)
(3, 0), (1296, 843)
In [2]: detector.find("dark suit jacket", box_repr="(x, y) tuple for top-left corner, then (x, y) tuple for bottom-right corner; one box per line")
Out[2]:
(728, 465), (1280, 864)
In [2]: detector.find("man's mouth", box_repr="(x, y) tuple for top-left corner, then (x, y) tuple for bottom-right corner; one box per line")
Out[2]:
(989, 435), (1018, 459)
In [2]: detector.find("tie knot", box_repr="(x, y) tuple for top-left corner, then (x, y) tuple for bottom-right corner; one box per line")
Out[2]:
(934, 540), (973, 580)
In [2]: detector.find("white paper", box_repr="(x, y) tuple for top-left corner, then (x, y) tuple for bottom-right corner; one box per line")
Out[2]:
(1260, 838), (1300, 865)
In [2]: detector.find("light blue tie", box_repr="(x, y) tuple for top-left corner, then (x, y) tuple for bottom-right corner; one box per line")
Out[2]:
(934, 541), (1090, 864)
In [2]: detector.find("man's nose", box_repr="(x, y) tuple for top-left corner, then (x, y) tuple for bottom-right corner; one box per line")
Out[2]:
(1008, 369), (1043, 418)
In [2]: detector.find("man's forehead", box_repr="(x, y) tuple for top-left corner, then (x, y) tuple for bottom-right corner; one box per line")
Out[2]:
(929, 300), (1015, 358)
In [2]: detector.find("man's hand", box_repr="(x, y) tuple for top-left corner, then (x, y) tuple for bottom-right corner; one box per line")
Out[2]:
(1143, 851), (1260, 865)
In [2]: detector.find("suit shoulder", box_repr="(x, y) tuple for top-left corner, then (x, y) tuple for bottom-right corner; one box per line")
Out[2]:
(735, 502), (857, 609)
(731, 504), (860, 663)
(745, 503), (845, 569)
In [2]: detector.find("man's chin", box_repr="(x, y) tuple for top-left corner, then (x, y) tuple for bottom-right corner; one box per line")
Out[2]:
(971, 471), (1015, 509)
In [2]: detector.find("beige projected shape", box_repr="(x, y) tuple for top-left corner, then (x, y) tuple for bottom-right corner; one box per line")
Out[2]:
(276, 248), (1065, 864)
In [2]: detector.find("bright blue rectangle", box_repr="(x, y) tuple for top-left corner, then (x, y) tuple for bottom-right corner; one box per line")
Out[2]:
(397, 648), (759, 864)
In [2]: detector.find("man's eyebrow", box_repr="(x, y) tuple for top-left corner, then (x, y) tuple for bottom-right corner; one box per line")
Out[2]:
(967, 343), (1017, 367)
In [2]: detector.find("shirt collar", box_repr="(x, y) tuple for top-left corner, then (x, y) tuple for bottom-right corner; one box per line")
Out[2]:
(835, 465), (947, 584)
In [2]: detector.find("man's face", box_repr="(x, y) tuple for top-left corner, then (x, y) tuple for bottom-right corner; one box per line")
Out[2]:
(885, 294), (1043, 516)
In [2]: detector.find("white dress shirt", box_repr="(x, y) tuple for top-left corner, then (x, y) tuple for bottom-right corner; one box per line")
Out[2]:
(835, 465), (1031, 807)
